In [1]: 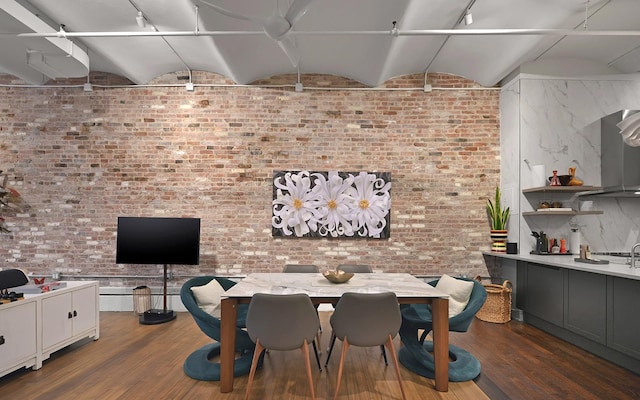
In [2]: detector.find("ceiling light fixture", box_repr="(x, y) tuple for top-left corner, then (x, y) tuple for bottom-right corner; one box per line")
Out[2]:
(464, 9), (473, 26)
(136, 11), (146, 28)
(294, 66), (303, 92)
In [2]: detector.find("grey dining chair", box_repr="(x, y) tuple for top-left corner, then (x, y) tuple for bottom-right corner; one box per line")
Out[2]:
(283, 264), (320, 273)
(336, 264), (373, 273)
(328, 292), (406, 400)
(244, 293), (321, 400)
(284, 263), (323, 338)
(325, 264), (387, 367)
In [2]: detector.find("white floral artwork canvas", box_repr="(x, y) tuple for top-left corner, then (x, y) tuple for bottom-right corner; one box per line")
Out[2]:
(272, 170), (391, 239)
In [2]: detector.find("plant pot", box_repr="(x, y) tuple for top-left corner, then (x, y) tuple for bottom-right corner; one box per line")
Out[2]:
(490, 230), (508, 253)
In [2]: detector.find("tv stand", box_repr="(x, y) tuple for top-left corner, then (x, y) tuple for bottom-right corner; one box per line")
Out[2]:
(140, 308), (176, 324)
(140, 264), (176, 325)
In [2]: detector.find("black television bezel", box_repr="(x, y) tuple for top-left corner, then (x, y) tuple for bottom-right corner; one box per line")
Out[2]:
(115, 217), (201, 265)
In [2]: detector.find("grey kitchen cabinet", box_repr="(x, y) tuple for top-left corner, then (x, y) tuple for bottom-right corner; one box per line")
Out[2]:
(516, 260), (640, 375)
(607, 277), (640, 359)
(565, 269), (607, 344)
(523, 262), (564, 327)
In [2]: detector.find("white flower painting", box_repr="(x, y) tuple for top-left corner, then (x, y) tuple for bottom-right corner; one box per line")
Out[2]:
(272, 171), (391, 239)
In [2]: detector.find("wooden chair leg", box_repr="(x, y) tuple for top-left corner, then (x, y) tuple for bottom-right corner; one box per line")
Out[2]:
(245, 340), (265, 400)
(385, 336), (407, 400)
(333, 338), (350, 400)
(301, 340), (316, 400)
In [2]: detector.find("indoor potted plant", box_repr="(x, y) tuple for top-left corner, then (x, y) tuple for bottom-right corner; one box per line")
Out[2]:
(486, 186), (510, 252)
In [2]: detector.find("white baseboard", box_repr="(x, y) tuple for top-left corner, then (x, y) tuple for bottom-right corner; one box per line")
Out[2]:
(99, 286), (186, 312)
(99, 287), (335, 313)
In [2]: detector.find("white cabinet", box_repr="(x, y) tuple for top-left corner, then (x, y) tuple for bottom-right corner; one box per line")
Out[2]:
(42, 285), (97, 355)
(0, 281), (99, 378)
(0, 299), (37, 377)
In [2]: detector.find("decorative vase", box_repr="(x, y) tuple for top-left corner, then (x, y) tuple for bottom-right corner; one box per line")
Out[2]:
(567, 167), (583, 186)
(490, 230), (508, 252)
(549, 170), (561, 186)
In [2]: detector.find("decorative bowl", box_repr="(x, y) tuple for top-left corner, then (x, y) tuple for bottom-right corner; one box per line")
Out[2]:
(548, 175), (572, 186)
(322, 270), (354, 284)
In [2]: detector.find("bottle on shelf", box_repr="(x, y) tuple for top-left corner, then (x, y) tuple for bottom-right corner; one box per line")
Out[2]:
(570, 228), (580, 255)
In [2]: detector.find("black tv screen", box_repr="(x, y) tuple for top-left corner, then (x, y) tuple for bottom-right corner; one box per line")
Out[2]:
(116, 217), (201, 265)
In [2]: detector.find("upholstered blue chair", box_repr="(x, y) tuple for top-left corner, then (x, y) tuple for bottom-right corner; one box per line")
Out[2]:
(180, 276), (255, 381)
(398, 277), (487, 382)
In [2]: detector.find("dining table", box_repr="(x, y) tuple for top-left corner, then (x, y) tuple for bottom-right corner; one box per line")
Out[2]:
(219, 272), (450, 393)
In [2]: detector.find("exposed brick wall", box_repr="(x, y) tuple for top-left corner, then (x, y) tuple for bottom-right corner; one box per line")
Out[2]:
(0, 71), (499, 287)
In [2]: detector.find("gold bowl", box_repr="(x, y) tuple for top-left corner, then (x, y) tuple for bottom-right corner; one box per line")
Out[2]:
(322, 270), (354, 284)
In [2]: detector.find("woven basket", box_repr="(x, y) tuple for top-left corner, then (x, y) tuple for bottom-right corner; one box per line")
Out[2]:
(132, 285), (152, 315)
(474, 276), (512, 323)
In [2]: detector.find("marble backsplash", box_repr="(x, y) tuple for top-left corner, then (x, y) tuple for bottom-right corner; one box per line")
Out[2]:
(501, 74), (640, 255)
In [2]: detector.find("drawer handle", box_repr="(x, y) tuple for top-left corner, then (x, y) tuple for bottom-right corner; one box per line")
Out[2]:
(0, 335), (5, 345)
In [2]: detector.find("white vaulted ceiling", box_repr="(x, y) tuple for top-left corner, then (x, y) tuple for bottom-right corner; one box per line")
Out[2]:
(1, 0), (639, 87)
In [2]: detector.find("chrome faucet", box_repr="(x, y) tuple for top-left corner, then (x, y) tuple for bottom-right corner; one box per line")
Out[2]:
(632, 243), (640, 269)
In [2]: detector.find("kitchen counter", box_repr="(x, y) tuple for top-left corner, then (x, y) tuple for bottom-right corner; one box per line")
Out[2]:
(483, 251), (640, 281)
(485, 251), (640, 375)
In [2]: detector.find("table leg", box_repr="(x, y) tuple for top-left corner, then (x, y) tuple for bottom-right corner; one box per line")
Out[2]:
(220, 298), (238, 393)
(431, 297), (449, 392)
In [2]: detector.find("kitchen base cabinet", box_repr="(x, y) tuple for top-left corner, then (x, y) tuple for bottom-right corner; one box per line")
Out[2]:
(524, 263), (564, 326)
(518, 262), (640, 375)
(565, 270), (606, 344)
(0, 281), (99, 378)
(608, 277), (640, 360)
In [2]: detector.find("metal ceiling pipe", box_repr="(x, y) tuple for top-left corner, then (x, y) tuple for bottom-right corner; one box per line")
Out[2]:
(17, 28), (640, 39)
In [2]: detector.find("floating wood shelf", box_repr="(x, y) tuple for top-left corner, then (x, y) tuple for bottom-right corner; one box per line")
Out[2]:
(522, 210), (604, 216)
(522, 186), (601, 193)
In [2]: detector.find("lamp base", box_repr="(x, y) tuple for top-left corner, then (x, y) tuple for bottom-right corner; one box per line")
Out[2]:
(139, 309), (176, 325)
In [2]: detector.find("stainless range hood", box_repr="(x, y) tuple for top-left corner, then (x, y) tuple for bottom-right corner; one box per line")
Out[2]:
(580, 110), (640, 198)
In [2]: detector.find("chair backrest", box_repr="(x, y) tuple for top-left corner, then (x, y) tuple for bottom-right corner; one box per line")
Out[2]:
(180, 276), (254, 352)
(0, 268), (29, 291)
(428, 278), (487, 332)
(283, 264), (319, 273)
(246, 293), (320, 351)
(337, 264), (373, 273)
(331, 292), (401, 347)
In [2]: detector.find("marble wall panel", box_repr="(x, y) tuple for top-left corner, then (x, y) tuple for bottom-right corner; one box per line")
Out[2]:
(503, 74), (640, 254)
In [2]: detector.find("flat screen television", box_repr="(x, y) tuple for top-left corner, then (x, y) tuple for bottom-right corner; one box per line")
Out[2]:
(116, 217), (201, 265)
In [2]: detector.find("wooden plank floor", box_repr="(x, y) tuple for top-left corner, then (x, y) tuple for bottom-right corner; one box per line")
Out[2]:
(1, 311), (638, 399)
